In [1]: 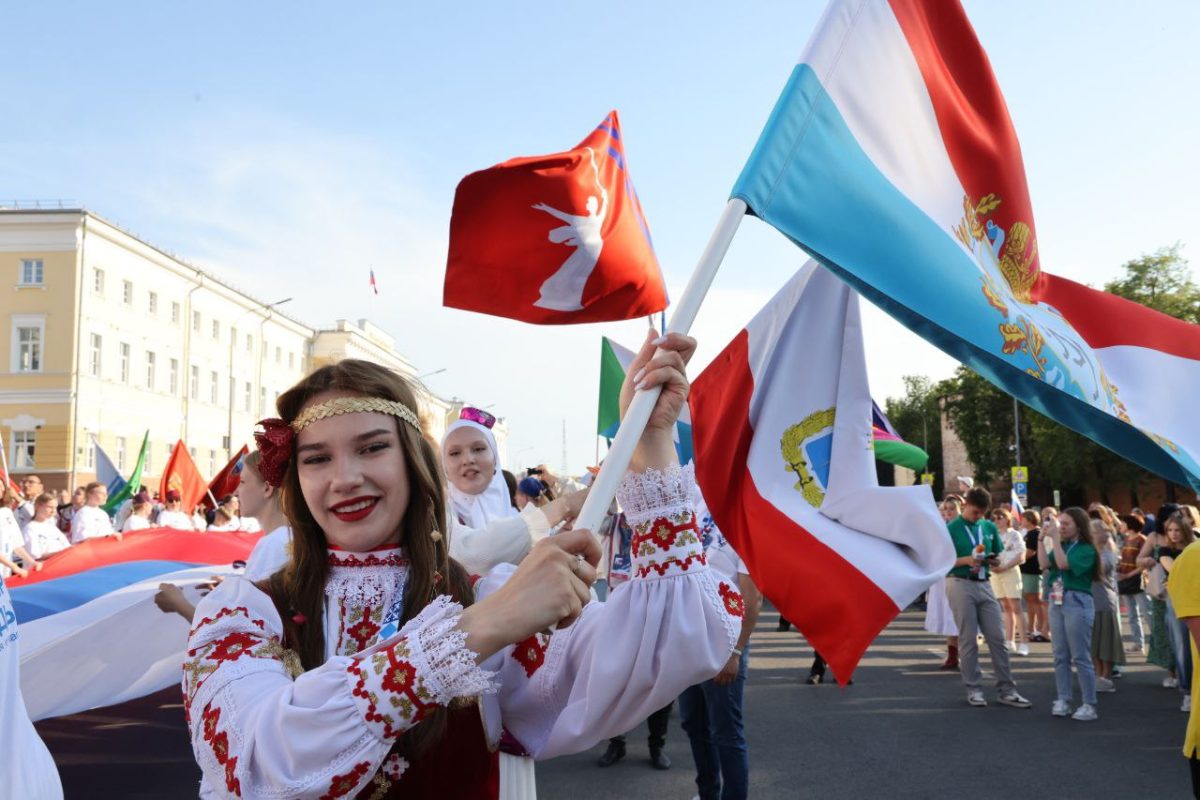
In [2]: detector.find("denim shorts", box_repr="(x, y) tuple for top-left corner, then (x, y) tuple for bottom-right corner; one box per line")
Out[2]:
(1021, 573), (1043, 596)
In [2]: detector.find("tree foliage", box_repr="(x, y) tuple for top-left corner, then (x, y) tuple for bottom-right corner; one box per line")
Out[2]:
(1104, 244), (1200, 323)
(884, 375), (943, 495)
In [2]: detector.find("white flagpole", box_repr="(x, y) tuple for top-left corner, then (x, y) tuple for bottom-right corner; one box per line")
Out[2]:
(573, 198), (747, 533)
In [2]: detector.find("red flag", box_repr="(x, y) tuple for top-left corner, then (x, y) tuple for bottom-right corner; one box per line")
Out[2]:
(444, 111), (666, 324)
(159, 440), (208, 512)
(369, 268), (379, 295)
(202, 445), (249, 510)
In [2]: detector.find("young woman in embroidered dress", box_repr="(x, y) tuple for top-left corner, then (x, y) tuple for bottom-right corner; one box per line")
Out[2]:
(183, 334), (740, 800)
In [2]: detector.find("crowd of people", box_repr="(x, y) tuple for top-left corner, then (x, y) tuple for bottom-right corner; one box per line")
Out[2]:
(0, 473), (264, 580)
(922, 477), (1199, 724)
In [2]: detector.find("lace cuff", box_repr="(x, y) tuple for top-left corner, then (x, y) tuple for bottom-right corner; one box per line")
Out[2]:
(347, 595), (497, 742)
(616, 462), (696, 528)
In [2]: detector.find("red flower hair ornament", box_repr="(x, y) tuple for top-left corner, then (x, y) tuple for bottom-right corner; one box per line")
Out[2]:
(254, 418), (295, 488)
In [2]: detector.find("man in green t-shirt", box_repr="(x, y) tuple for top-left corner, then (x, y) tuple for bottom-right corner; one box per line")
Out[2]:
(944, 487), (1032, 709)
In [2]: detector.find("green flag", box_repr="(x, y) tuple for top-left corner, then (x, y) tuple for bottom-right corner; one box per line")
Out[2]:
(598, 337), (636, 438)
(104, 431), (149, 514)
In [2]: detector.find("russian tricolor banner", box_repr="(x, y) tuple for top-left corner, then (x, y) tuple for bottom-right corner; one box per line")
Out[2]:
(690, 262), (954, 681)
(732, 0), (1200, 490)
(9, 529), (258, 720)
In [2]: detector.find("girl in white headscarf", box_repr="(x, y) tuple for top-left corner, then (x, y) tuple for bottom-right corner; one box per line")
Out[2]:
(442, 409), (586, 575)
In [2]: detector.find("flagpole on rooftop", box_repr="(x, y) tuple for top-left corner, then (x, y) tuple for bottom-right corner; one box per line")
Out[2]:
(573, 199), (747, 533)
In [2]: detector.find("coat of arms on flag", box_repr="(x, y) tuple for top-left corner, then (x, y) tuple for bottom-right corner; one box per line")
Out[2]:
(444, 111), (667, 325)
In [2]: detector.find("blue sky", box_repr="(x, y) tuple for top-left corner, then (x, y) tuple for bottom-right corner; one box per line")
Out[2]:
(4, 1), (1197, 473)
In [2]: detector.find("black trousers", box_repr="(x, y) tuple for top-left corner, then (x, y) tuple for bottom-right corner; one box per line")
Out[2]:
(609, 701), (673, 749)
(1190, 754), (1200, 799)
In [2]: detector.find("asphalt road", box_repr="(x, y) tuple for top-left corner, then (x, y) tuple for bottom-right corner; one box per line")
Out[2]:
(38, 605), (1191, 798)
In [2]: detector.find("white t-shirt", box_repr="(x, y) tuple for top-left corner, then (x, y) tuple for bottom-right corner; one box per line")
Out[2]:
(243, 526), (293, 581)
(122, 515), (151, 533)
(238, 516), (262, 533)
(156, 510), (195, 531)
(207, 520), (239, 532)
(0, 582), (65, 798)
(70, 505), (115, 543)
(1, 509), (26, 577)
(22, 519), (71, 559)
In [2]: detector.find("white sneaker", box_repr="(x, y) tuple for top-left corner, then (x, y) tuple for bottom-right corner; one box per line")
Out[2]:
(1184, 695), (1192, 713)
(1165, 676), (1180, 689)
(1008, 641), (1017, 652)
(1095, 677), (1116, 693)
(1071, 703), (1098, 721)
(966, 689), (987, 707)
(1017, 642), (1030, 656)
(1051, 700), (1073, 717)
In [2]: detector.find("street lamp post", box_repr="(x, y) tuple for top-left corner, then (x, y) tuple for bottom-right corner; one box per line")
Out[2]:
(226, 297), (292, 459)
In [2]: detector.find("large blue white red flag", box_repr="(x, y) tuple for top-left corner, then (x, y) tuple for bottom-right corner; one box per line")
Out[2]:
(732, 0), (1200, 490)
(689, 261), (954, 681)
(445, 111), (666, 324)
(7, 529), (258, 720)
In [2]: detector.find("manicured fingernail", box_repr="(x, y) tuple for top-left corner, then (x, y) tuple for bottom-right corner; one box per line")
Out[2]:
(632, 367), (646, 384)
(651, 335), (668, 346)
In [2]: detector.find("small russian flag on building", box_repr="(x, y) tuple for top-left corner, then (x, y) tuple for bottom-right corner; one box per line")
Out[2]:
(369, 268), (379, 295)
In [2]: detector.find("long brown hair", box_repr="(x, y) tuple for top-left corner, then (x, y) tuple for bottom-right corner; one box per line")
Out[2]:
(1061, 506), (1102, 581)
(265, 359), (473, 757)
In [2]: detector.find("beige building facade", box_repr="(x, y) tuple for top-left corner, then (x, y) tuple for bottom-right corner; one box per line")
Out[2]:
(0, 209), (499, 493)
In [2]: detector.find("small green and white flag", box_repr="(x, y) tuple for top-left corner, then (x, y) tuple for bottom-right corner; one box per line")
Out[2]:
(104, 431), (149, 514)
(597, 337), (692, 462)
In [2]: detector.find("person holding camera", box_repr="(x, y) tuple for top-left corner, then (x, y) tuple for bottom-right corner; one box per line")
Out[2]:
(1039, 507), (1101, 721)
(943, 487), (1032, 709)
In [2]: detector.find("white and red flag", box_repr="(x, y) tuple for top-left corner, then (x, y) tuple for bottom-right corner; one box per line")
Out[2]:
(444, 111), (666, 324)
(689, 261), (954, 682)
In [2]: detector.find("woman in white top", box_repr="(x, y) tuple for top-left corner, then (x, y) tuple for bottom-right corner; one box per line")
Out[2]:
(156, 491), (195, 530)
(69, 482), (119, 544)
(22, 493), (71, 559)
(183, 344), (738, 800)
(1, 491), (42, 578)
(441, 408), (587, 576)
(238, 449), (293, 582)
(122, 499), (154, 532)
(989, 507), (1028, 655)
(926, 498), (961, 669)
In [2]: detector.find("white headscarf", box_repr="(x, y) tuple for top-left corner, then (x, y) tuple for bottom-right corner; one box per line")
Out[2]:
(442, 419), (517, 529)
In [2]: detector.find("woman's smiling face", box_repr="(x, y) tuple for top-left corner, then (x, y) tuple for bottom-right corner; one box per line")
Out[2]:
(295, 392), (410, 551)
(443, 426), (496, 496)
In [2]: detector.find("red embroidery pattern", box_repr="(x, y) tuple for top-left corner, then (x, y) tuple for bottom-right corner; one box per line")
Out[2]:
(208, 632), (260, 663)
(327, 551), (409, 569)
(340, 603), (383, 655)
(718, 581), (745, 617)
(190, 606), (267, 638)
(201, 704), (242, 797)
(511, 633), (550, 677)
(319, 760), (372, 800)
(183, 608), (288, 711)
(631, 512), (706, 579)
(347, 637), (438, 740)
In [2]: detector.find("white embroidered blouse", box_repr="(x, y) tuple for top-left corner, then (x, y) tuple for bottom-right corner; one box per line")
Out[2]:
(183, 465), (740, 799)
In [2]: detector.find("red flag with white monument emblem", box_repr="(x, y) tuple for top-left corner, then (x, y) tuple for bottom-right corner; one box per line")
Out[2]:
(444, 111), (666, 324)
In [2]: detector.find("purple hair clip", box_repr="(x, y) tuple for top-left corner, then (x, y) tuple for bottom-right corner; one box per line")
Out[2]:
(460, 406), (496, 429)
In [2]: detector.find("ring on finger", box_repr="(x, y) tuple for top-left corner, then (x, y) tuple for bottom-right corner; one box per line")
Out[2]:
(571, 554), (585, 574)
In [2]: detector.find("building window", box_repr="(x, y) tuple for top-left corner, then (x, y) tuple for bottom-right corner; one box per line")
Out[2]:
(190, 365), (199, 400)
(119, 342), (131, 383)
(146, 351), (156, 390)
(171, 302), (181, 324)
(192, 311), (201, 333)
(149, 291), (158, 315)
(210, 370), (219, 405)
(144, 441), (153, 474)
(89, 333), (102, 377)
(116, 436), (127, 471)
(244, 381), (252, 412)
(11, 316), (44, 373)
(169, 358), (179, 395)
(209, 449), (217, 476)
(230, 327), (238, 347)
(93, 267), (105, 294)
(212, 319), (220, 340)
(275, 345), (282, 364)
(12, 430), (35, 469)
(189, 446), (197, 460)
(122, 280), (133, 305)
(246, 334), (253, 353)
(77, 441), (95, 470)
(19, 259), (44, 286)
(259, 386), (267, 416)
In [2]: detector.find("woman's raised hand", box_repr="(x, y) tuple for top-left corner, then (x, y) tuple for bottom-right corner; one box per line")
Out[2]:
(457, 528), (601, 662)
(619, 330), (697, 435)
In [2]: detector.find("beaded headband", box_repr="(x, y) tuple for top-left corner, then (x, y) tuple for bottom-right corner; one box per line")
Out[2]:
(254, 396), (421, 487)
